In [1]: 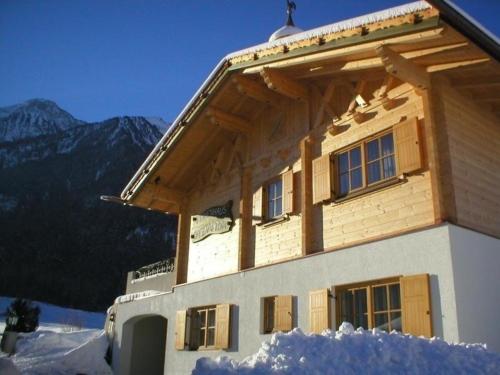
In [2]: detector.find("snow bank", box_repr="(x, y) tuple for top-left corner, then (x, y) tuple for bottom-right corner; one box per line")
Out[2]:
(194, 323), (500, 374)
(0, 297), (105, 331)
(0, 329), (111, 375)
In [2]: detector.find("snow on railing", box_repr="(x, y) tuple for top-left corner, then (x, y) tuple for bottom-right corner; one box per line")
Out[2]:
(131, 258), (175, 280)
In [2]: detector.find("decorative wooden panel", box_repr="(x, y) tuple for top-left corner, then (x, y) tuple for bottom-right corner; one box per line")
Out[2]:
(401, 273), (432, 337)
(215, 304), (231, 349)
(282, 170), (294, 214)
(309, 289), (331, 334)
(274, 295), (293, 332)
(175, 310), (187, 350)
(394, 117), (423, 175)
(312, 154), (332, 204)
(253, 186), (263, 223)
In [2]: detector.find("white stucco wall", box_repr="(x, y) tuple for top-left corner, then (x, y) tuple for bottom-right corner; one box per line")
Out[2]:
(111, 224), (498, 374)
(448, 225), (500, 352)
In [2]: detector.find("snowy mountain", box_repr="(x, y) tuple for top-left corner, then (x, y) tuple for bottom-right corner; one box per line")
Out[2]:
(0, 100), (176, 311)
(0, 99), (86, 143)
(0, 116), (163, 169)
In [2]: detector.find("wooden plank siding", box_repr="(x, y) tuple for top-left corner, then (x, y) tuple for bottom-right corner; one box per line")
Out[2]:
(438, 81), (500, 238)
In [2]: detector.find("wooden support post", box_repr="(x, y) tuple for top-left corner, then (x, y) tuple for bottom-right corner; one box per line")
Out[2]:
(420, 80), (457, 224)
(175, 202), (191, 285)
(300, 136), (314, 255)
(238, 166), (253, 270)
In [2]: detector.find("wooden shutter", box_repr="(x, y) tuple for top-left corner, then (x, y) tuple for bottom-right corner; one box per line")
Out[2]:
(394, 117), (423, 175)
(312, 154), (332, 204)
(401, 274), (432, 337)
(274, 295), (293, 332)
(309, 289), (331, 334)
(282, 170), (294, 214)
(215, 304), (231, 349)
(175, 310), (187, 350)
(253, 186), (263, 223)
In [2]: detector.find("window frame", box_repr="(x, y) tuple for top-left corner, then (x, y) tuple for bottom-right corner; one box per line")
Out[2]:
(265, 177), (283, 221)
(335, 129), (397, 199)
(262, 296), (276, 334)
(190, 305), (217, 350)
(335, 276), (402, 332)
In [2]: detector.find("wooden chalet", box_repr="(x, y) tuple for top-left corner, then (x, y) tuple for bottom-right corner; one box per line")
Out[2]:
(103, 1), (500, 373)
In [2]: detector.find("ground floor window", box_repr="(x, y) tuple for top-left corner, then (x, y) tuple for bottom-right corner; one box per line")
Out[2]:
(336, 278), (402, 332)
(191, 306), (216, 349)
(261, 295), (294, 333)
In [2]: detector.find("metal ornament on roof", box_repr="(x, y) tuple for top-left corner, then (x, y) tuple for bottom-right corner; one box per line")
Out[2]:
(269, 0), (303, 42)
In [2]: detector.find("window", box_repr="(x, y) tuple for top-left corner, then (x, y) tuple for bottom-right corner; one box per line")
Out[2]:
(175, 304), (231, 351)
(191, 306), (216, 349)
(337, 279), (401, 332)
(311, 117), (422, 204)
(262, 295), (293, 333)
(336, 132), (396, 197)
(335, 274), (432, 336)
(266, 179), (283, 220)
(253, 170), (294, 223)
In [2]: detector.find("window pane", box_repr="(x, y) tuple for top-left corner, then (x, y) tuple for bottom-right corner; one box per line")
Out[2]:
(374, 313), (389, 331)
(367, 139), (379, 161)
(381, 134), (394, 156)
(207, 328), (215, 346)
(275, 197), (282, 217)
(382, 156), (396, 178)
(199, 328), (206, 346)
(350, 147), (361, 168)
(268, 200), (275, 219)
(367, 161), (381, 184)
(373, 286), (388, 312)
(351, 168), (362, 190)
(208, 309), (216, 327)
(275, 180), (282, 198)
(268, 183), (275, 199)
(340, 291), (353, 324)
(199, 311), (206, 328)
(390, 312), (402, 332)
(354, 289), (368, 329)
(339, 173), (349, 196)
(338, 153), (349, 173)
(389, 284), (401, 310)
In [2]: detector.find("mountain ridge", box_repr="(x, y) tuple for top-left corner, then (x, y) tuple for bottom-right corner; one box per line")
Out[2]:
(0, 99), (176, 311)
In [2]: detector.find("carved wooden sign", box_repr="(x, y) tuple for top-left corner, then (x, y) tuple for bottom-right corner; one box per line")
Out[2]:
(191, 200), (233, 243)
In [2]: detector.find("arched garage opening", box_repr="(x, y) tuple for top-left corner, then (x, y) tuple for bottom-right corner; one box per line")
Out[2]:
(121, 315), (168, 375)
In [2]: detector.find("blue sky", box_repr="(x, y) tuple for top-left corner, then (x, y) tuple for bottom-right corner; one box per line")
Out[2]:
(1, 0), (498, 123)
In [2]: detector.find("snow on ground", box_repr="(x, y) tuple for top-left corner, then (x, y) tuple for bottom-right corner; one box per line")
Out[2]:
(194, 323), (500, 375)
(0, 297), (110, 374)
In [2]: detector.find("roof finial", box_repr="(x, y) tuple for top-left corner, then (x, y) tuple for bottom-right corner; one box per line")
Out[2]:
(286, 0), (297, 27)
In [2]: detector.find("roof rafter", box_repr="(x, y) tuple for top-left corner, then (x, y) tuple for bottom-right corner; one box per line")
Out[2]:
(260, 67), (308, 101)
(232, 75), (281, 107)
(206, 107), (252, 134)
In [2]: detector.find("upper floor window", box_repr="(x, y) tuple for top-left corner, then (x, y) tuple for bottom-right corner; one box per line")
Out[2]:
(266, 179), (283, 220)
(336, 132), (396, 197)
(312, 118), (422, 205)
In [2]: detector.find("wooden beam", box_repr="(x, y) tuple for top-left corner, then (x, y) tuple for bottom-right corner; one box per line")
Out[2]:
(260, 67), (308, 101)
(453, 76), (500, 89)
(232, 75), (281, 107)
(242, 28), (445, 74)
(311, 81), (337, 128)
(238, 166), (254, 270)
(174, 202), (191, 285)
(206, 107), (252, 134)
(420, 80), (457, 224)
(300, 136), (314, 255)
(426, 58), (490, 73)
(376, 45), (430, 89)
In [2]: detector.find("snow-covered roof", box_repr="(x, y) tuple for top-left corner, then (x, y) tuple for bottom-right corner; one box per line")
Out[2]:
(228, 1), (431, 59)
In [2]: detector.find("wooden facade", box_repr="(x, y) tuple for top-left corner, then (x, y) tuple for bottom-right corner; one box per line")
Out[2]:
(116, 1), (499, 347)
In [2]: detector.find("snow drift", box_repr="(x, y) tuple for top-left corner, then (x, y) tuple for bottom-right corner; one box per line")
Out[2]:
(194, 323), (500, 374)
